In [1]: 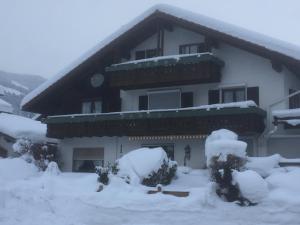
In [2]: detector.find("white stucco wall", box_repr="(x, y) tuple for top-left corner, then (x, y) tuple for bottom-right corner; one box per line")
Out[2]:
(130, 27), (205, 59)
(59, 136), (207, 171)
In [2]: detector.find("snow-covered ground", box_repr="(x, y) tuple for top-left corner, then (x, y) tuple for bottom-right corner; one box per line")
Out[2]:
(1, 158), (300, 225)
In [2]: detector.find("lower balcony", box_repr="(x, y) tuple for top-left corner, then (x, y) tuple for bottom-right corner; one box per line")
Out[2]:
(45, 103), (266, 139)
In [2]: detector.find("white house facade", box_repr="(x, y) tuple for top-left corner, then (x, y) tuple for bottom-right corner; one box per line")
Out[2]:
(21, 5), (300, 172)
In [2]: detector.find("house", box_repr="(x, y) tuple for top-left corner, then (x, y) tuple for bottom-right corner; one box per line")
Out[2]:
(21, 5), (300, 172)
(0, 94), (53, 157)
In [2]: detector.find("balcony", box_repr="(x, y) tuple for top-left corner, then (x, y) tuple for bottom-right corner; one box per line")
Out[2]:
(105, 53), (224, 89)
(45, 102), (266, 139)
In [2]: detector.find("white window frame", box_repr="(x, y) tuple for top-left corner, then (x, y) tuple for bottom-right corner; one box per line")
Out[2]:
(218, 83), (247, 103)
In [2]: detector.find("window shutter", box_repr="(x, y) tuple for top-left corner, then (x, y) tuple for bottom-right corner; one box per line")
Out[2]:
(181, 92), (194, 108)
(139, 95), (148, 110)
(247, 87), (259, 106)
(208, 90), (219, 104)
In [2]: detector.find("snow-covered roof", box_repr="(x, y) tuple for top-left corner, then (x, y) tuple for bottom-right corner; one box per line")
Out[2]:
(272, 108), (300, 118)
(21, 4), (300, 109)
(0, 98), (13, 114)
(0, 113), (47, 141)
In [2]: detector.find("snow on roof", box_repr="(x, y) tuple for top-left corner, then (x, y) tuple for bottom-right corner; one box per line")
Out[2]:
(272, 108), (300, 118)
(21, 4), (300, 108)
(0, 98), (13, 113)
(0, 113), (47, 141)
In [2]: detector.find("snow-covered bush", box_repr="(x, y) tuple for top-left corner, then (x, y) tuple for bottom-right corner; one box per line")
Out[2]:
(111, 148), (177, 186)
(13, 138), (58, 171)
(205, 129), (247, 168)
(232, 170), (268, 204)
(142, 160), (177, 187)
(205, 129), (249, 204)
(96, 166), (110, 185)
(246, 154), (280, 178)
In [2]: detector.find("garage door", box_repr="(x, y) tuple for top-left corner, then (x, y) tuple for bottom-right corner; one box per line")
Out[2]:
(73, 148), (104, 172)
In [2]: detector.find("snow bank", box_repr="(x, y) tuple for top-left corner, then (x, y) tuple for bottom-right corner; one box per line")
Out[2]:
(0, 158), (38, 181)
(233, 170), (268, 203)
(117, 147), (169, 185)
(266, 168), (300, 206)
(246, 154), (281, 177)
(205, 129), (247, 166)
(0, 113), (46, 141)
(0, 98), (13, 113)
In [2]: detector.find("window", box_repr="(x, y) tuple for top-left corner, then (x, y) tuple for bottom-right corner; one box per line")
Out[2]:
(73, 148), (104, 173)
(179, 43), (209, 54)
(135, 49), (161, 60)
(139, 91), (194, 110)
(222, 88), (246, 103)
(82, 100), (102, 114)
(148, 90), (181, 110)
(142, 144), (174, 160)
(289, 89), (300, 109)
(209, 86), (259, 105)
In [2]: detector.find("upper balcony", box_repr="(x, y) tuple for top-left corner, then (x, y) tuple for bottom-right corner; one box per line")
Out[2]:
(105, 53), (224, 89)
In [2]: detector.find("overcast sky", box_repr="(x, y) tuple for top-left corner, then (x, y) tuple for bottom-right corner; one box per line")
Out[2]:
(0, 0), (300, 79)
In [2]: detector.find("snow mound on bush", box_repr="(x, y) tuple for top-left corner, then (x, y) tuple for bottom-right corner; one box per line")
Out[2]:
(44, 161), (60, 176)
(0, 158), (38, 181)
(246, 154), (281, 177)
(205, 129), (247, 166)
(117, 147), (168, 185)
(233, 170), (268, 203)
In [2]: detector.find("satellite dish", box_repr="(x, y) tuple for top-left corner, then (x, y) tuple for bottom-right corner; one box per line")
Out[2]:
(90, 73), (104, 88)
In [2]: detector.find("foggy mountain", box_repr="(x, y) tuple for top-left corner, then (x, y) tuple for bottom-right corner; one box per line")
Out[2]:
(0, 70), (45, 116)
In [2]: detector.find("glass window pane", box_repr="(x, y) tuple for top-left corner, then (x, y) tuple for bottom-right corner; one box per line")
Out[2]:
(148, 91), (181, 110)
(190, 45), (198, 54)
(223, 91), (234, 103)
(82, 102), (92, 114)
(94, 101), (102, 113)
(235, 89), (245, 102)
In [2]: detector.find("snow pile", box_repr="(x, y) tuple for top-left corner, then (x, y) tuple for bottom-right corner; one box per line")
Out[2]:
(272, 108), (300, 118)
(0, 158), (38, 181)
(266, 168), (300, 205)
(205, 129), (247, 166)
(44, 161), (60, 176)
(0, 98), (13, 113)
(246, 154), (281, 177)
(199, 100), (257, 110)
(117, 147), (170, 185)
(233, 170), (268, 203)
(284, 119), (300, 126)
(0, 113), (46, 141)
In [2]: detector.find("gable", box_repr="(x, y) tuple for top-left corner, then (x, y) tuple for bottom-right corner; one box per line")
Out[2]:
(21, 4), (300, 114)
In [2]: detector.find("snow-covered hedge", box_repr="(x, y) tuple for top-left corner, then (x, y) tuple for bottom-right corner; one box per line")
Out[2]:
(13, 138), (59, 171)
(100, 148), (177, 187)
